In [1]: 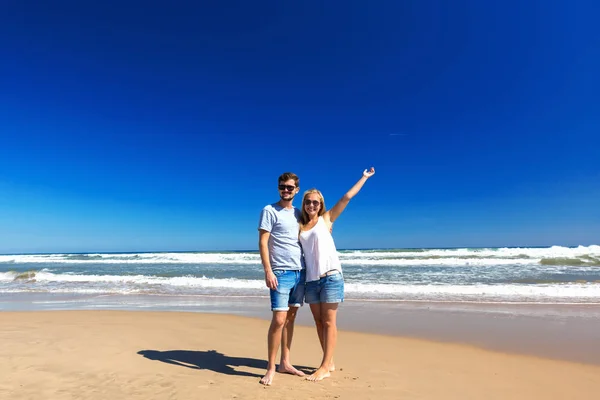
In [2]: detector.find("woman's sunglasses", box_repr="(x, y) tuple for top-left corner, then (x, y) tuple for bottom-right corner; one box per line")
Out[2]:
(304, 200), (321, 206)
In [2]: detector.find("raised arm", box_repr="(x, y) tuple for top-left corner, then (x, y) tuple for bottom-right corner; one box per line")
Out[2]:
(326, 167), (375, 223)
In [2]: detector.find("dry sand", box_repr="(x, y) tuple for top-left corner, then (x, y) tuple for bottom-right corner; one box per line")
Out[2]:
(1, 310), (599, 399)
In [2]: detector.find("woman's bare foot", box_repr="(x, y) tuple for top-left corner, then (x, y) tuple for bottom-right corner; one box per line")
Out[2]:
(260, 369), (276, 385)
(329, 362), (335, 372)
(277, 363), (306, 376)
(306, 367), (331, 382)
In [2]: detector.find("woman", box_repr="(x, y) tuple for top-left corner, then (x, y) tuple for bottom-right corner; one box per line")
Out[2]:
(299, 167), (375, 381)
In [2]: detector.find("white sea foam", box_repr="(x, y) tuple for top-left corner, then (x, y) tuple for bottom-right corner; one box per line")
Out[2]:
(0, 252), (261, 265)
(2, 270), (598, 301)
(1, 245), (599, 267)
(0, 287), (141, 295)
(31, 271), (265, 289)
(339, 258), (539, 266)
(0, 272), (17, 281)
(345, 282), (600, 299)
(342, 245), (600, 259)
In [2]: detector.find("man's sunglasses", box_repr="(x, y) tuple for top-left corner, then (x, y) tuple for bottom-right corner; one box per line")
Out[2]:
(304, 200), (321, 206)
(278, 184), (296, 192)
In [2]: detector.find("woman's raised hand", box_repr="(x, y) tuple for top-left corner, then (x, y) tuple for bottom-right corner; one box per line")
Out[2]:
(363, 167), (375, 178)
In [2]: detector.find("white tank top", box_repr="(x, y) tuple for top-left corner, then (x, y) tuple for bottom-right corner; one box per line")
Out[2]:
(299, 216), (342, 282)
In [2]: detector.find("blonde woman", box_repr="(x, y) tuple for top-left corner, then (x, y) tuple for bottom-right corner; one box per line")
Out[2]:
(299, 167), (375, 381)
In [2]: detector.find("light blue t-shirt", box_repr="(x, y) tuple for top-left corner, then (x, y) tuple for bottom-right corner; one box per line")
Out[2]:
(258, 203), (305, 271)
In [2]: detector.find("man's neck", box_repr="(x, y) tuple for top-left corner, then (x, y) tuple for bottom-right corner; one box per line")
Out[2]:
(278, 199), (294, 209)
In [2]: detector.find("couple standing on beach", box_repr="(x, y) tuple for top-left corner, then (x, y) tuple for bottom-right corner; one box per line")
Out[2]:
(258, 168), (376, 385)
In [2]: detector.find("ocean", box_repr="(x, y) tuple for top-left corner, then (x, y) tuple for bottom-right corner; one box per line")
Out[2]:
(1, 245), (599, 308)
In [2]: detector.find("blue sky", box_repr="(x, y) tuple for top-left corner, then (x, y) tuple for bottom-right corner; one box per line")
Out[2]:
(1, 1), (598, 253)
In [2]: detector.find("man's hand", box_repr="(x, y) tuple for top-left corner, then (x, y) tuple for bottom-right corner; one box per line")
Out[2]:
(265, 270), (278, 290)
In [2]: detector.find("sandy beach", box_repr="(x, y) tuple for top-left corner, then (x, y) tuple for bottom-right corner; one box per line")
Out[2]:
(1, 310), (599, 400)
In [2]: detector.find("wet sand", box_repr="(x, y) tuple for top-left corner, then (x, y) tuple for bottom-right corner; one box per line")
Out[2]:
(4, 292), (599, 365)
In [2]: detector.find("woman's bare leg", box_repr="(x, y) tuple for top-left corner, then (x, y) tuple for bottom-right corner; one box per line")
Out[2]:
(309, 303), (335, 372)
(307, 302), (338, 381)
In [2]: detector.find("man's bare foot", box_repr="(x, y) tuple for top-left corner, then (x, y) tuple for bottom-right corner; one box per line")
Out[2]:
(306, 367), (331, 382)
(260, 370), (276, 385)
(329, 362), (335, 372)
(277, 363), (306, 377)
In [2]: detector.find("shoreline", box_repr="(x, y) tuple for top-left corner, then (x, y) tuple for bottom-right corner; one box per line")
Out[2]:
(1, 310), (599, 399)
(2, 293), (600, 366)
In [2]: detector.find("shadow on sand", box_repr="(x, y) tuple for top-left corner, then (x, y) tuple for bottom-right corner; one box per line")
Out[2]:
(138, 349), (313, 378)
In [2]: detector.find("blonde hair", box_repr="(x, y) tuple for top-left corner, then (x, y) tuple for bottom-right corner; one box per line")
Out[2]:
(300, 189), (326, 229)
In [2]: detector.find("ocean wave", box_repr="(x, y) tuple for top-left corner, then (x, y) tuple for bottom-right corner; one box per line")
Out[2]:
(341, 245), (600, 261)
(0, 269), (51, 282)
(0, 252), (262, 265)
(3, 282), (600, 303)
(344, 282), (600, 299)
(539, 256), (600, 267)
(19, 271), (266, 289)
(0, 245), (598, 267)
(2, 270), (599, 301)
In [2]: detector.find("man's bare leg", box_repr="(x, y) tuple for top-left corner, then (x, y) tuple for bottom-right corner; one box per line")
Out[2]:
(260, 311), (286, 385)
(277, 306), (305, 376)
(307, 303), (338, 382)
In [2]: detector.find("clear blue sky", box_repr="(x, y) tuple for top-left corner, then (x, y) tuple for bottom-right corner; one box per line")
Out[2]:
(1, 1), (598, 253)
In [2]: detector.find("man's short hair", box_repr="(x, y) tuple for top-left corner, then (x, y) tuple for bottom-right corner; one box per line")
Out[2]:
(278, 172), (299, 187)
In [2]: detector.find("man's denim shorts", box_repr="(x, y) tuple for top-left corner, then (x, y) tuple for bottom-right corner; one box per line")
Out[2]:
(270, 269), (306, 311)
(305, 271), (344, 304)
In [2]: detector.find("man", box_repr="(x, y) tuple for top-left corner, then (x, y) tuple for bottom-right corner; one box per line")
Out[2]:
(258, 172), (306, 386)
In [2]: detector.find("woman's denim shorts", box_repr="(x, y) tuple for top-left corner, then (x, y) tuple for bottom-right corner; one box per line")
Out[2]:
(305, 271), (344, 304)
